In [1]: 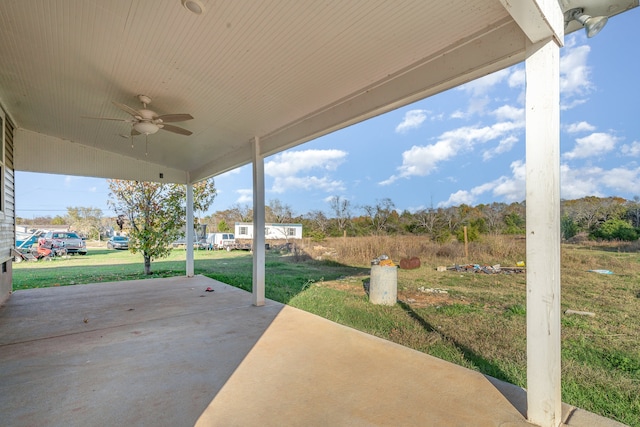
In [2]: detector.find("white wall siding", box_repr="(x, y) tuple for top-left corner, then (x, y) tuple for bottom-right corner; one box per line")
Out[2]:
(0, 110), (15, 303)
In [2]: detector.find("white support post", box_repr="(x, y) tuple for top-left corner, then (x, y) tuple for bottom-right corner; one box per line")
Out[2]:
(186, 182), (195, 278)
(252, 136), (266, 306)
(525, 37), (562, 427)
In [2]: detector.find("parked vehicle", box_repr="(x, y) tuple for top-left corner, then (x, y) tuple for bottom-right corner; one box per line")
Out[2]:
(107, 235), (129, 250)
(206, 233), (235, 250)
(38, 231), (87, 255)
(171, 238), (207, 249)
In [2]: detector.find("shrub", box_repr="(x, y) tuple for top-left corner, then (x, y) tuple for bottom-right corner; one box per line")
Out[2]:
(590, 219), (638, 241)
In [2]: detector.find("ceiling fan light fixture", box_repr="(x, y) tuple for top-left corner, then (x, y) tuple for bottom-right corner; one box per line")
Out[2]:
(182, 0), (205, 15)
(133, 122), (159, 135)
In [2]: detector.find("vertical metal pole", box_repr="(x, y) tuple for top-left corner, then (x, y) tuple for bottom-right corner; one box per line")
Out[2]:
(252, 137), (265, 306)
(525, 37), (562, 427)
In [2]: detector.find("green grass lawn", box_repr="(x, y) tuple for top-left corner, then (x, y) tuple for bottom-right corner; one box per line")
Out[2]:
(11, 244), (640, 426)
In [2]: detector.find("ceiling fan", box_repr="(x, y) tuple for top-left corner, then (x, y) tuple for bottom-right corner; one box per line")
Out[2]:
(85, 94), (193, 154)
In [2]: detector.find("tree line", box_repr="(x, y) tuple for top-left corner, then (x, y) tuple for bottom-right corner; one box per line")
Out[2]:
(201, 195), (640, 243)
(18, 195), (640, 247)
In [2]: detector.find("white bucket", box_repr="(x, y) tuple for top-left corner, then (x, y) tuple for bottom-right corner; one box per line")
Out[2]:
(369, 265), (397, 305)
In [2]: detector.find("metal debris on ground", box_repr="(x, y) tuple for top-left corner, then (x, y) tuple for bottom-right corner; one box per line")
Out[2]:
(445, 264), (525, 274)
(418, 287), (448, 294)
(588, 269), (614, 275)
(371, 254), (396, 267)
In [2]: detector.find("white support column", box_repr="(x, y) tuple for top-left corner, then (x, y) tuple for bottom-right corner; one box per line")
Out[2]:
(525, 37), (562, 427)
(186, 182), (195, 277)
(252, 136), (266, 306)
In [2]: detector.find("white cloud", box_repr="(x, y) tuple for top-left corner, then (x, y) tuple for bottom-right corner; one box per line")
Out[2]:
(382, 119), (524, 185)
(396, 109), (429, 133)
(264, 149), (347, 194)
(600, 167), (640, 192)
(561, 98), (588, 111)
(560, 45), (592, 94)
(482, 135), (518, 161)
(563, 132), (619, 160)
(491, 105), (524, 122)
(271, 176), (345, 194)
(265, 149), (347, 177)
(560, 164), (640, 199)
(438, 190), (476, 207)
(559, 39), (594, 109)
(492, 160), (526, 202)
(438, 160), (525, 207)
(621, 141), (640, 157)
(455, 67), (525, 117)
(236, 189), (252, 204)
(458, 69), (510, 96)
(560, 165), (606, 199)
(566, 121), (596, 133)
(508, 68), (525, 88)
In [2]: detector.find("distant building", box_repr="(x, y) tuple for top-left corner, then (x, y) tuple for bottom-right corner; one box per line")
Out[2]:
(16, 225), (70, 234)
(234, 222), (303, 240)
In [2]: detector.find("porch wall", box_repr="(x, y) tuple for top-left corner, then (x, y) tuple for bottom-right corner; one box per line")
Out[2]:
(0, 109), (15, 304)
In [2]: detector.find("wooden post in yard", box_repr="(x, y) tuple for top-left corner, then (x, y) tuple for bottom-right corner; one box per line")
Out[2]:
(463, 226), (468, 259)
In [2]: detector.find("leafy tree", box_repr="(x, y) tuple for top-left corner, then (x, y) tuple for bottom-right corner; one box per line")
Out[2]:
(504, 212), (525, 234)
(217, 219), (231, 232)
(51, 215), (67, 225)
(108, 178), (217, 275)
(561, 214), (579, 240)
(455, 224), (480, 243)
(66, 206), (103, 239)
(590, 218), (638, 241)
(626, 196), (640, 228)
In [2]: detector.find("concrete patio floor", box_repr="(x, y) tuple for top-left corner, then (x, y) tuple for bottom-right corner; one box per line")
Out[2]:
(0, 276), (626, 427)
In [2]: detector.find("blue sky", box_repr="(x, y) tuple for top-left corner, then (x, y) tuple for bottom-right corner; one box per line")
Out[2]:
(16, 8), (640, 219)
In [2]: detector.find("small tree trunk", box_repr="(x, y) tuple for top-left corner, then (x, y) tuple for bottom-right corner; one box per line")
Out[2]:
(144, 254), (152, 275)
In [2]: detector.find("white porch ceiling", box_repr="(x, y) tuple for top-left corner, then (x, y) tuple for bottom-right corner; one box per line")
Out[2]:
(0, 0), (636, 183)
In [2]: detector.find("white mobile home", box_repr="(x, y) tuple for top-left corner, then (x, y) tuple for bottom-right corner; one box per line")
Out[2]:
(235, 222), (302, 240)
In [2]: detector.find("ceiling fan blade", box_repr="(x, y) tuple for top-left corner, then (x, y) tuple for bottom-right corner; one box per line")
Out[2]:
(157, 113), (193, 123)
(82, 116), (132, 122)
(161, 124), (192, 136)
(112, 101), (140, 117)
